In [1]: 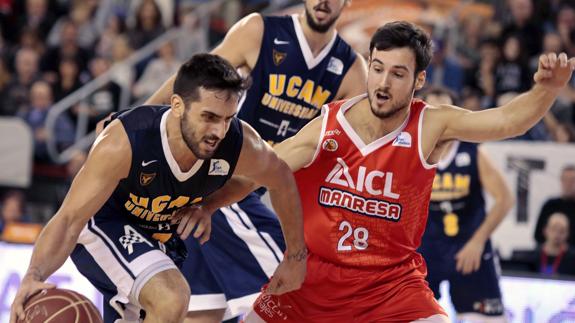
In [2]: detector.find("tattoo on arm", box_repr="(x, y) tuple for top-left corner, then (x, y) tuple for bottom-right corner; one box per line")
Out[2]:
(286, 247), (308, 262)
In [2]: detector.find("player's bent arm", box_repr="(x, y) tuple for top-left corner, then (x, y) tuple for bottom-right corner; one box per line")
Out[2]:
(235, 122), (306, 254)
(144, 13), (264, 105)
(25, 121), (131, 282)
(335, 54), (368, 99)
(274, 114), (323, 172)
(471, 147), (515, 243)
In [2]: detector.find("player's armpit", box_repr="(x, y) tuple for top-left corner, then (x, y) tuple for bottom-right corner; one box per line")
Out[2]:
(274, 114), (324, 172)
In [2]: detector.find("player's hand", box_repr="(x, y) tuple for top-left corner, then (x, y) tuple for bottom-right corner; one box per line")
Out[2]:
(455, 238), (485, 275)
(266, 247), (307, 295)
(10, 274), (56, 323)
(171, 205), (212, 243)
(533, 52), (575, 91)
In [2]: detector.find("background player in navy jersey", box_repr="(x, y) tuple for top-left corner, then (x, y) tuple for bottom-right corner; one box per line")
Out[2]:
(10, 54), (306, 323)
(146, 1), (367, 321)
(418, 87), (515, 322)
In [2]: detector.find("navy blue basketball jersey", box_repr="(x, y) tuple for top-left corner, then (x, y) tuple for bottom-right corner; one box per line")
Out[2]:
(238, 15), (357, 145)
(100, 106), (243, 240)
(423, 142), (486, 244)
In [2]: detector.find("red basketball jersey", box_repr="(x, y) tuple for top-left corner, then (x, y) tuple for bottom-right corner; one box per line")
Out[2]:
(295, 94), (437, 269)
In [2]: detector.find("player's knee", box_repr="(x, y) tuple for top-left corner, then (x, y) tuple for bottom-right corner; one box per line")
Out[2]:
(139, 269), (190, 321)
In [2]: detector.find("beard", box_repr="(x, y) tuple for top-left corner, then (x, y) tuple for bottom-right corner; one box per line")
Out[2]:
(304, 4), (340, 33)
(180, 113), (220, 160)
(367, 87), (414, 119)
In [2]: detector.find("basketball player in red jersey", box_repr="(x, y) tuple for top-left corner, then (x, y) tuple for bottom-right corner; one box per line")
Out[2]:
(179, 21), (575, 322)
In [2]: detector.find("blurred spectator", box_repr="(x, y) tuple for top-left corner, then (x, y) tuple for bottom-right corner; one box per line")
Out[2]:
(110, 34), (134, 89)
(467, 38), (499, 103)
(127, 0), (174, 29)
(554, 3), (575, 57)
(494, 34), (531, 97)
(95, 14), (126, 58)
(425, 39), (464, 94)
(0, 57), (11, 110)
(534, 165), (575, 245)
(1, 48), (40, 116)
(40, 19), (92, 83)
(52, 56), (83, 102)
(500, 0), (543, 58)
(17, 80), (75, 162)
(529, 32), (563, 74)
(133, 41), (180, 99)
(553, 122), (575, 143)
(12, 0), (57, 43)
(0, 190), (30, 234)
(460, 87), (483, 111)
(512, 213), (575, 276)
(76, 56), (121, 131)
(126, 0), (165, 49)
(16, 27), (45, 57)
(452, 15), (484, 70)
(47, 0), (100, 49)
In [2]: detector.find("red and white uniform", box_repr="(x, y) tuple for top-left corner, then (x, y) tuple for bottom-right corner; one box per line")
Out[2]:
(251, 94), (447, 322)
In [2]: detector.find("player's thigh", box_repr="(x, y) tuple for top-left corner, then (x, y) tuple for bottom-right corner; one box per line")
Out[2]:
(184, 309), (226, 323)
(139, 268), (190, 316)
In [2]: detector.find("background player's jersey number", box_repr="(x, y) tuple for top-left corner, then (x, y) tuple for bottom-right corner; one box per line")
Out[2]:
(337, 220), (369, 251)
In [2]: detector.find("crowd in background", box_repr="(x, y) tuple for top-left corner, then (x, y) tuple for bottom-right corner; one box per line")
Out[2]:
(0, 0), (574, 277)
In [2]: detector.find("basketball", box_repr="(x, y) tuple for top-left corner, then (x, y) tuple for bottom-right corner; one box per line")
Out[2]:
(18, 288), (102, 323)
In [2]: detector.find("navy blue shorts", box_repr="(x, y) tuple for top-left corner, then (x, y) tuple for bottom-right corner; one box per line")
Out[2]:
(71, 209), (178, 323)
(420, 239), (504, 317)
(181, 192), (285, 319)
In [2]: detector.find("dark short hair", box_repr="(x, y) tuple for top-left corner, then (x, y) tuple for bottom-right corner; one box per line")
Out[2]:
(421, 86), (458, 105)
(369, 21), (432, 74)
(173, 53), (249, 104)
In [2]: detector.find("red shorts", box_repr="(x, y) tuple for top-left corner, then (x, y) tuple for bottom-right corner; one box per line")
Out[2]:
(252, 253), (446, 322)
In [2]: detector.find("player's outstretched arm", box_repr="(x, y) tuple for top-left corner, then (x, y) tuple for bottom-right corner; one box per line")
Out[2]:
(144, 13), (264, 105)
(10, 121), (131, 323)
(428, 52), (575, 144)
(455, 147), (515, 274)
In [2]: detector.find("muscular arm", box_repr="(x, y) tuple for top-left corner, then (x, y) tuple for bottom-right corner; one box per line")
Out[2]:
(471, 147), (515, 243)
(26, 121), (131, 281)
(335, 54), (368, 100)
(422, 53), (575, 160)
(145, 13), (264, 105)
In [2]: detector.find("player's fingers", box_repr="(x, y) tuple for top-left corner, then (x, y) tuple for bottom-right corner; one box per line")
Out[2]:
(569, 57), (575, 70)
(199, 222), (211, 244)
(39, 282), (56, 290)
(559, 52), (568, 68)
(11, 293), (26, 323)
(548, 52), (558, 68)
(176, 214), (190, 234)
(181, 216), (199, 240)
(539, 54), (550, 69)
(266, 276), (281, 295)
(193, 217), (206, 239)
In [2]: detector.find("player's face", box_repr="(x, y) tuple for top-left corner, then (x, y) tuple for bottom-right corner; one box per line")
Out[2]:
(304, 0), (347, 33)
(180, 88), (238, 159)
(367, 47), (425, 119)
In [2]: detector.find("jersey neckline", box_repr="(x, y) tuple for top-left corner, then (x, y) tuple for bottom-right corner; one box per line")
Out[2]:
(336, 94), (411, 157)
(160, 110), (205, 182)
(291, 14), (338, 70)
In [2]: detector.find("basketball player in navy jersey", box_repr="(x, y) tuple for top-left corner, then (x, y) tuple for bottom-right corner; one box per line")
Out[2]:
(146, 1), (367, 321)
(10, 54), (306, 323)
(419, 87), (514, 322)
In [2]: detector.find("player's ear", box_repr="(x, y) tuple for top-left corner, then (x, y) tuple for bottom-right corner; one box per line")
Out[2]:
(171, 94), (185, 118)
(414, 71), (426, 91)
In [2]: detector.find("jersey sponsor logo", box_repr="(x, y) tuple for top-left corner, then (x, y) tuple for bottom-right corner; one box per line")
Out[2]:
(455, 152), (471, 167)
(141, 159), (157, 167)
(273, 37), (290, 45)
(327, 57), (343, 75)
(392, 132), (412, 148)
(324, 129), (341, 137)
(140, 172), (156, 186)
(272, 49), (287, 66)
(124, 193), (202, 223)
(256, 294), (289, 320)
(119, 225), (153, 255)
(322, 138), (338, 152)
(319, 186), (402, 221)
(208, 159), (230, 176)
(325, 158), (400, 199)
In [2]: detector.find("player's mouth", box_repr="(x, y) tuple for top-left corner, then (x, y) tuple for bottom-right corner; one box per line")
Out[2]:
(203, 138), (219, 151)
(313, 4), (331, 20)
(375, 91), (391, 104)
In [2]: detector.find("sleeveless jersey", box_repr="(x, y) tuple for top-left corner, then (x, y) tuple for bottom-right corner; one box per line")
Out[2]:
(238, 15), (356, 145)
(100, 106), (243, 241)
(294, 95), (436, 269)
(422, 142), (486, 244)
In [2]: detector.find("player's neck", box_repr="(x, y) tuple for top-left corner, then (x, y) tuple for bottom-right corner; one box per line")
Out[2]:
(165, 113), (199, 171)
(298, 14), (336, 57)
(347, 98), (410, 144)
(543, 241), (567, 256)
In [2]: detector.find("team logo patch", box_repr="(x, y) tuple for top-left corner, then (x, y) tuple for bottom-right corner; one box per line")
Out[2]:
(322, 138), (338, 152)
(455, 152), (471, 167)
(327, 57), (343, 75)
(392, 132), (412, 148)
(140, 172), (156, 186)
(273, 49), (287, 66)
(119, 225), (153, 255)
(209, 159), (230, 176)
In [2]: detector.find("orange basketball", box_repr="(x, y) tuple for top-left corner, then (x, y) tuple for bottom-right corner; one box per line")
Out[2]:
(19, 288), (102, 323)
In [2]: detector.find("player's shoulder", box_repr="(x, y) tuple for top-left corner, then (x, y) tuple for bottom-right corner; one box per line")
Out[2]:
(234, 12), (265, 34)
(116, 105), (168, 131)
